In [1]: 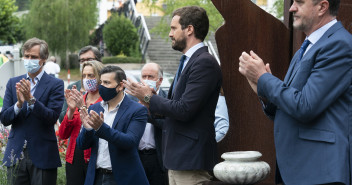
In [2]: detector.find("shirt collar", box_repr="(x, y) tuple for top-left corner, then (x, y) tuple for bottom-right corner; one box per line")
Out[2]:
(184, 42), (205, 59)
(100, 91), (126, 112)
(307, 19), (337, 45)
(26, 69), (45, 82)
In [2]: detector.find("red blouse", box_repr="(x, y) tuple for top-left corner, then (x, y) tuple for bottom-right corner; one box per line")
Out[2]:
(58, 93), (103, 164)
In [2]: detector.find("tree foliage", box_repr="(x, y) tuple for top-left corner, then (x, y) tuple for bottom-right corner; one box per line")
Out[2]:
(23, 0), (98, 64)
(103, 15), (139, 56)
(270, 0), (284, 20)
(15, 0), (29, 11)
(0, 0), (24, 44)
(142, 0), (224, 40)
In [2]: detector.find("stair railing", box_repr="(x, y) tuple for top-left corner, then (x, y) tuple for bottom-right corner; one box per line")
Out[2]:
(124, 0), (151, 61)
(205, 40), (220, 65)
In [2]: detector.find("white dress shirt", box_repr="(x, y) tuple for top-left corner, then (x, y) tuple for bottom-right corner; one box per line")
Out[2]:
(138, 89), (160, 150)
(96, 92), (125, 170)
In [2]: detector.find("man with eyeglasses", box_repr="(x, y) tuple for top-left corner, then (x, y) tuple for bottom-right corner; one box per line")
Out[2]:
(59, 45), (102, 122)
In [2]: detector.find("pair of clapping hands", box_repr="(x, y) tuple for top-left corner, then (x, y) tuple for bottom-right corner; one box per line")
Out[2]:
(15, 78), (33, 108)
(64, 85), (103, 130)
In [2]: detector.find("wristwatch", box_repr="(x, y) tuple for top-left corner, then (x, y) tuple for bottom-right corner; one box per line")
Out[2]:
(143, 94), (152, 104)
(28, 97), (36, 106)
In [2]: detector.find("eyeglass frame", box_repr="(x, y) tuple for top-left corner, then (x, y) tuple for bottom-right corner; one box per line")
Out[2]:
(79, 57), (96, 63)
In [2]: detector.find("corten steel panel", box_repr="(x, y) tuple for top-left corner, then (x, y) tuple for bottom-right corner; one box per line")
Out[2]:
(211, 0), (290, 184)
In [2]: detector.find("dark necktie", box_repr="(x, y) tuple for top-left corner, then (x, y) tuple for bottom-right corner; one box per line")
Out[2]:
(298, 39), (311, 60)
(172, 55), (186, 93)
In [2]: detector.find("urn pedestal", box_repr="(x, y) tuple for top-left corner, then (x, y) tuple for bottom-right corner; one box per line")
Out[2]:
(213, 151), (270, 184)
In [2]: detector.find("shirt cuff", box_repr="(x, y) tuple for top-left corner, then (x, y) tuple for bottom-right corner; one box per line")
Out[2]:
(14, 103), (21, 115)
(28, 104), (34, 110)
(85, 127), (93, 131)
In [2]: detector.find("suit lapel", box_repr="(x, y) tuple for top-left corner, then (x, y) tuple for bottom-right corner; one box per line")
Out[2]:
(111, 95), (129, 129)
(285, 22), (343, 86)
(170, 46), (208, 99)
(33, 73), (49, 100)
(284, 53), (299, 84)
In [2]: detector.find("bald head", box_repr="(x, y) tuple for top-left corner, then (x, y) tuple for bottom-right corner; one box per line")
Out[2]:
(141, 63), (163, 90)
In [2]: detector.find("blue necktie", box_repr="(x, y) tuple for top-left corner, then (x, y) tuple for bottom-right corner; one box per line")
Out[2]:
(172, 55), (186, 93)
(298, 39), (311, 60)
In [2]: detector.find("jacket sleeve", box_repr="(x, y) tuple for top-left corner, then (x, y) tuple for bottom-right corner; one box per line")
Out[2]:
(58, 108), (81, 139)
(0, 78), (18, 126)
(95, 106), (148, 150)
(76, 127), (96, 150)
(258, 39), (352, 122)
(149, 56), (221, 122)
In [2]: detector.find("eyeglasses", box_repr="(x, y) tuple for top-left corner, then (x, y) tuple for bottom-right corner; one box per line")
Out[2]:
(79, 58), (96, 63)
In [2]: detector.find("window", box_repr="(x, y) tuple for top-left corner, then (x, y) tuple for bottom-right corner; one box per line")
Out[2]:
(257, 0), (267, 6)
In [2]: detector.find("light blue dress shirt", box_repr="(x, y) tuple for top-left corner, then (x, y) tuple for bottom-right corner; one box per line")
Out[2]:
(214, 95), (229, 142)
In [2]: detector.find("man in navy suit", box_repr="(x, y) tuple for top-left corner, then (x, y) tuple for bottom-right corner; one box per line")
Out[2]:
(0, 38), (64, 185)
(239, 0), (352, 184)
(76, 65), (149, 185)
(124, 6), (222, 185)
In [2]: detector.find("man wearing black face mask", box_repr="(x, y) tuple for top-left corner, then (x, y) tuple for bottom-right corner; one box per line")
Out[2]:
(76, 65), (149, 185)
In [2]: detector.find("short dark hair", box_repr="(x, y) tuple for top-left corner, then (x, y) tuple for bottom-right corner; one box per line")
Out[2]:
(172, 6), (209, 41)
(78, 45), (102, 62)
(99, 65), (126, 84)
(313, 0), (340, 16)
(22, 38), (49, 60)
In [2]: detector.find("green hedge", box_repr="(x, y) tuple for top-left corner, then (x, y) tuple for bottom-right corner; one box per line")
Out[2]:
(102, 56), (142, 64)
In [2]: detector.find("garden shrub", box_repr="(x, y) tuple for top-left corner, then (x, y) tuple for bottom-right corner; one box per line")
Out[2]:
(103, 14), (139, 56)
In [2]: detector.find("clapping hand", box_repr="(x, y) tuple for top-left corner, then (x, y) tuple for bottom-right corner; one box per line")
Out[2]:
(79, 107), (93, 130)
(15, 78), (32, 108)
(79, 108), (104, 131)
(71, 87), (84, 108)
(87, 110), (104, 130)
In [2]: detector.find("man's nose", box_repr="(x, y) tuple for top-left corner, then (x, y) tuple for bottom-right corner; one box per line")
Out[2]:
(289, 3), (297, 12)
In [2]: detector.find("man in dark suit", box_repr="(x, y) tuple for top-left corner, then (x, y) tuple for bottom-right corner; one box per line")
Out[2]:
(124, 6), (222, 185)
(239, 0), (352, 184)
(59, 45), (102, 122)
(138, 63), (167, 185)
(0, 38), (64, 185)
(76, 65), (149, 185)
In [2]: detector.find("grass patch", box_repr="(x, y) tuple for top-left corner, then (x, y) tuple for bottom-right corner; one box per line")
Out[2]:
(57, 160), (66, 185)
(59, 68), (81, 81)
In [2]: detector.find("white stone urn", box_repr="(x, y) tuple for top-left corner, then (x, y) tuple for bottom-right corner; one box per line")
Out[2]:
(213, 151), (270, 184)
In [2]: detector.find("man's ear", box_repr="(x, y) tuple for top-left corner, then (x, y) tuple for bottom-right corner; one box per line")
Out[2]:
(186, 25), (194, 36)
(118, 82), (124, 91)
(318, 0), (329, 16)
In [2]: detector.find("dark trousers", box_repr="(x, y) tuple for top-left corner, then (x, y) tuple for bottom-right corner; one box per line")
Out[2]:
(66, 146), (88, 185)
(7, 148), (57, 185)
(139, 149), (166, 185)
(94, 170), (117, 185)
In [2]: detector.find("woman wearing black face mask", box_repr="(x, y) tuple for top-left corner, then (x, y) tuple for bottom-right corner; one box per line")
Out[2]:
(58, 61), (104, 185)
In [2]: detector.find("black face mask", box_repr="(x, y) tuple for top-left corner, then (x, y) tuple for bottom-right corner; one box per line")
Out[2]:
(99, 84), (119, 102)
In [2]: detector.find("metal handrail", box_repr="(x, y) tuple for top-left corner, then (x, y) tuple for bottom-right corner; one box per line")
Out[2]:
(125, 0), (151, 61)
(205, 41), (220, 65)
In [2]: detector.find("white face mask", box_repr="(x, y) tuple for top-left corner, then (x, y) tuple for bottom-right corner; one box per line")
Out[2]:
(23, 59), (41, 74)
(83, 78), (98, 92)
(144, 79), (157, 91)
